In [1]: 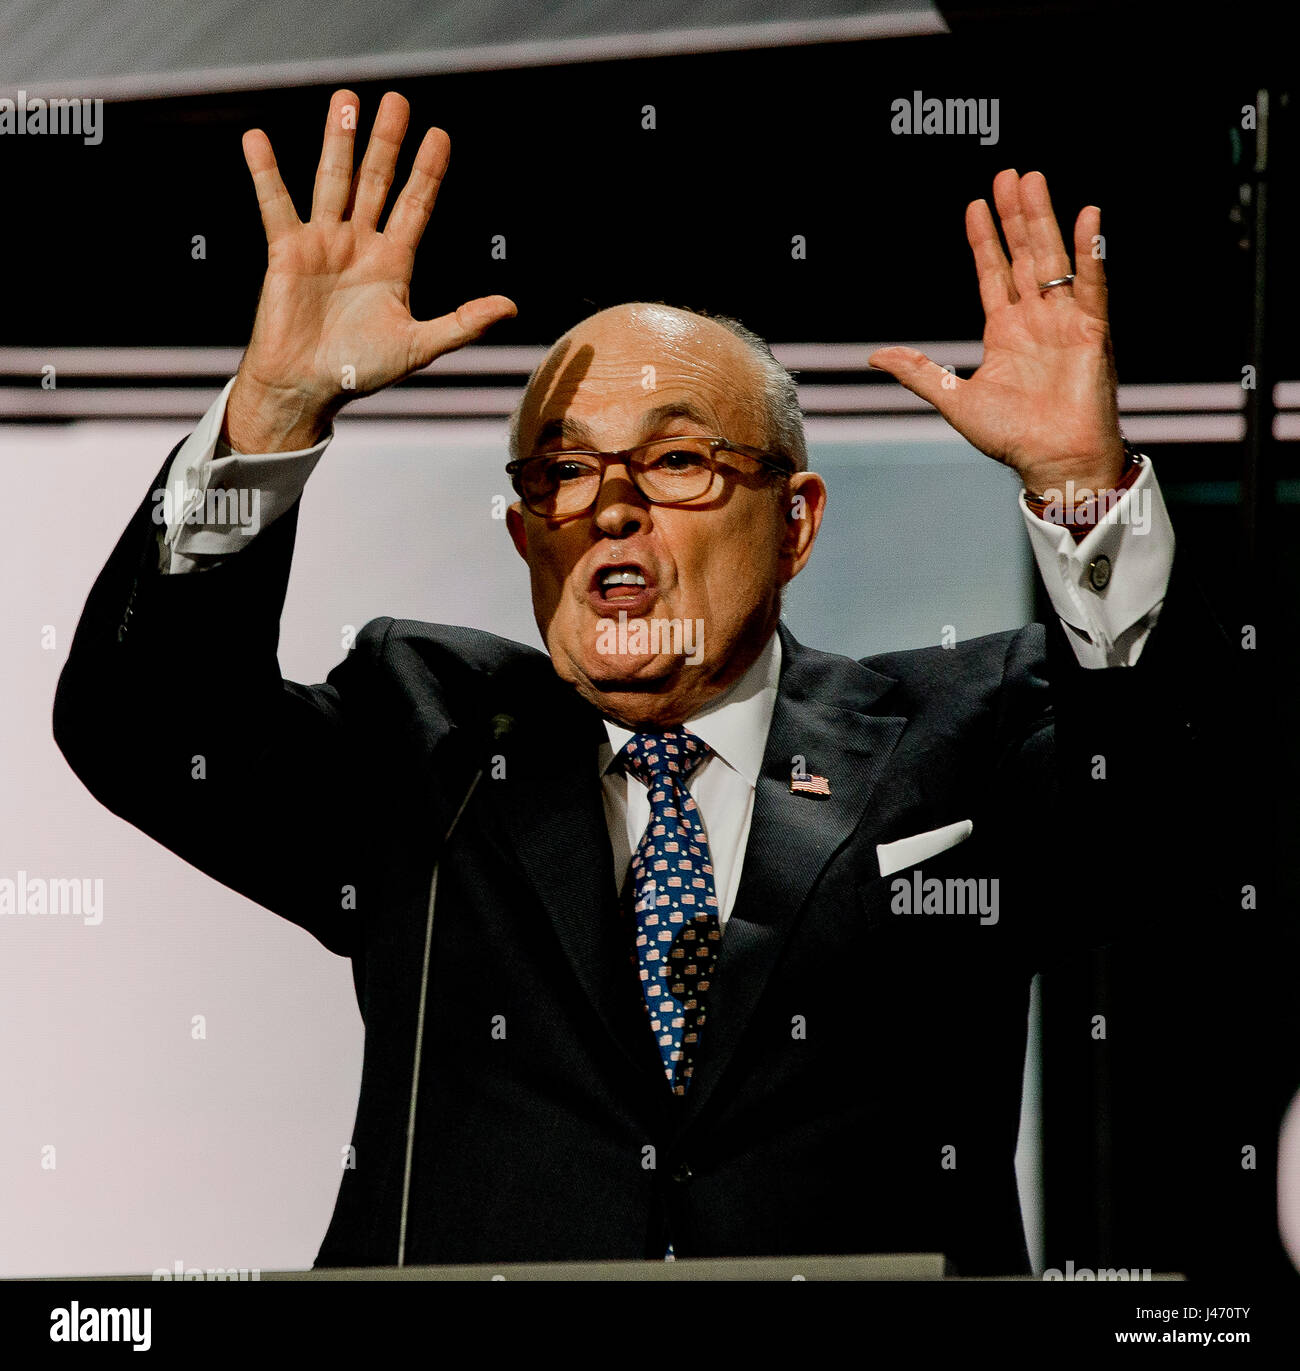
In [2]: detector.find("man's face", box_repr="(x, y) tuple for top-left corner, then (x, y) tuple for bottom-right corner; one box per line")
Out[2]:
(506, 304), (825, 727)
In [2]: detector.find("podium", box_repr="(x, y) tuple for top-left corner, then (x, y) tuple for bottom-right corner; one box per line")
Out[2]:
(255, 1254), (947, 1280)
(50, 1253), (949, 1281)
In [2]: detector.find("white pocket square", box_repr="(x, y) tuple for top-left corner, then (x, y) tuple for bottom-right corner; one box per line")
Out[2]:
(876, 819), (974, 878)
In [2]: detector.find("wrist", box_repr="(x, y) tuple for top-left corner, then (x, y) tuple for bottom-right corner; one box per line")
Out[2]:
(223, 371), (335, 454)
(1024, 442), (1143, 541)
(1020, 436), (1127, 498)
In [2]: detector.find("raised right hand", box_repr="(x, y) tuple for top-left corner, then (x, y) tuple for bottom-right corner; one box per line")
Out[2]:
(224, 88), (516, 453)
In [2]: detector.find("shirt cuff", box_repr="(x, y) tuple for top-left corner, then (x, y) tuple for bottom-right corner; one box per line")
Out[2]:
(156, 377), (332, 573)
(1019, 454), (1174, 668)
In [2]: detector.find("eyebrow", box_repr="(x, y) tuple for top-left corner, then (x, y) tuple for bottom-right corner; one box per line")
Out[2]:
(531, 416), (598, 449)
(529, 401), (722, 453)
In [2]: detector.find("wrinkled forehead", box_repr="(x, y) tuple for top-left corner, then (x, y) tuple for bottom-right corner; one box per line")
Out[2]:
(515, 310), (765, 454)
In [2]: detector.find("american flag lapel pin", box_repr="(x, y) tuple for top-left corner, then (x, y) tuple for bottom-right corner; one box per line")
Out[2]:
(790, 772), (831, 797)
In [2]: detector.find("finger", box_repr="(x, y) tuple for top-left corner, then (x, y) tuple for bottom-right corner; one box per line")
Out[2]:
(992, 169), (1041, 303)
(241, 129), (301, 242)
(409, 295), (518, 370)
(351, 91), (410, 230)
(867, 346), (963, 414)
(1020, 170), (1074, 299)
(1072, 205), (1108, 320)
(966, 197), (1016, 312)
(385, 127), (451, 253)
(311, 89), (360, 221)
(991, 168), (1029, 259)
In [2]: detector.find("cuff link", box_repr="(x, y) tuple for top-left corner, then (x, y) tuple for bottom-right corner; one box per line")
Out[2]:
(1086, 553), (1112, 592)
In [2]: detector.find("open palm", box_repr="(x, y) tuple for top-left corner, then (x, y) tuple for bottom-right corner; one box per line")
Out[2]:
(870, 169), (1124, 494)
(230, 89), (515, 448)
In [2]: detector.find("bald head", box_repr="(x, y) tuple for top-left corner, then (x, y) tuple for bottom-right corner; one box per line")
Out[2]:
(509, 302), (806, 472)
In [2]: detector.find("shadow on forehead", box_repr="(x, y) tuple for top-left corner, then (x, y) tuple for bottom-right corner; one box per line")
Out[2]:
(515, 340), (594, 454)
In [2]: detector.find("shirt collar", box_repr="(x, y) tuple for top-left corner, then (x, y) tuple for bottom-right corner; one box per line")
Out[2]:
(598, 629), (782, 788)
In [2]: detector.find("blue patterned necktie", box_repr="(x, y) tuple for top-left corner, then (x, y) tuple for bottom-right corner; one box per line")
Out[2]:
(619, 728), (721, 1096)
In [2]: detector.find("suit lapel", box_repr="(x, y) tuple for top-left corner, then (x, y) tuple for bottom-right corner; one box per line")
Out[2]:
(475, 627), (907, 1112)
(679, 622), (906, 1125)
(484, 661), (669, 1094)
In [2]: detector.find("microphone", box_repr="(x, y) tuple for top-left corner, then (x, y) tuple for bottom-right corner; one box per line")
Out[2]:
(397, 710), (514, 1267)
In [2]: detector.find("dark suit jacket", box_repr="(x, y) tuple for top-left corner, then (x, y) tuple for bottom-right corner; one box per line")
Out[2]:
(53, 445), (1241, 1276)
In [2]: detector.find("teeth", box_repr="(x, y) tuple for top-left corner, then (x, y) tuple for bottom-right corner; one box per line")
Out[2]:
(600, 570), (647, 589)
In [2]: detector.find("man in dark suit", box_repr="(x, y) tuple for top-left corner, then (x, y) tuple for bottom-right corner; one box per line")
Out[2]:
(52, 89), (1240, 1275)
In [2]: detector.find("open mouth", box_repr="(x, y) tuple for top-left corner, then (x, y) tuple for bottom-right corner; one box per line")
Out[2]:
(597, 566), (647, 598)
(586, 562), (658, 617)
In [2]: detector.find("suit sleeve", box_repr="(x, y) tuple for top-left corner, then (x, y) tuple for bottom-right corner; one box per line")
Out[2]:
(53, 444), (389, 958)
(992, 551), (1256, 962)
(997, 532), (1292, 1279)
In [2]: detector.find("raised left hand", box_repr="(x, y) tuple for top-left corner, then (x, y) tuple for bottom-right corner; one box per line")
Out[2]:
(869, 169), (1124, 495)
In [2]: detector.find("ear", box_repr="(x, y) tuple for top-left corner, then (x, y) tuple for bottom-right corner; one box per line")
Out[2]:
(506, 502), (529, 561)
(778, 472), (827, 584)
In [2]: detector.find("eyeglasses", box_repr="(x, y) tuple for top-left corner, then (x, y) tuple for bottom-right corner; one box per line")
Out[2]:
(505, 436), (794, 518)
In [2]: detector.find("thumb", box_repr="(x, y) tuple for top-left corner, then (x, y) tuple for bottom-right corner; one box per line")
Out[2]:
(868, 345), (962, 413)
(411, 295), (518, 368)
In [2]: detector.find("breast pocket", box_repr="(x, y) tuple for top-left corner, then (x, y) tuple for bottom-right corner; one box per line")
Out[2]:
(860, 824), (1002, 935)
(876, 818), (974, 878)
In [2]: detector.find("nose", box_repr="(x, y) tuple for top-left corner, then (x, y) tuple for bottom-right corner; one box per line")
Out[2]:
(592, 459), (650, 538)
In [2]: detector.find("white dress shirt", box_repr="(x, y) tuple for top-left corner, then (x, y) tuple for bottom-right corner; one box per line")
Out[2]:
(156, 379), (1177, 926)
(598, 631), (781, 928)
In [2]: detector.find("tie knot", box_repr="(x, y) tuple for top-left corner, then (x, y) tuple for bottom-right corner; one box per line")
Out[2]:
(619, 728), (711, 788)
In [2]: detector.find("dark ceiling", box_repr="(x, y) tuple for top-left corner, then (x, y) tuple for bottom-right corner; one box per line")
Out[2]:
(6, 19), (1295, 388)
